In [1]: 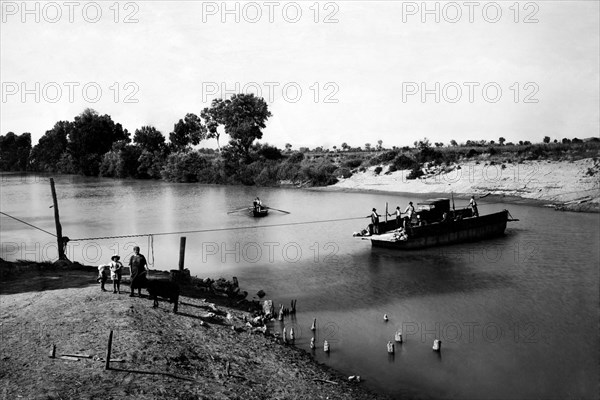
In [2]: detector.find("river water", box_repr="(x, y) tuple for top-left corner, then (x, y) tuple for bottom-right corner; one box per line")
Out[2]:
(1, 173), (598, 399)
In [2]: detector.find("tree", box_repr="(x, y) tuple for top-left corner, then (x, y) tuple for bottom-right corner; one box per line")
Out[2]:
(30, 121), (70, 172)
(216, 94), (271, 162)
(377, 139), (383, 150)
(450, 139), (458, 147)
(201, 99), (227, 150)
(67, 109), (129, 176)
(341, 142), (348, 151)
(0, 132), (32, 171)
(134, 126), (166, 153)
(498, 137), (506, 146)
(414, 138), (431, 150)
(435, 142), (444, 147)
(285, 143), (292, 152)
(543, 136), (550, 144)
(365, 143), (371, 152)
(169, 113), (206, 151)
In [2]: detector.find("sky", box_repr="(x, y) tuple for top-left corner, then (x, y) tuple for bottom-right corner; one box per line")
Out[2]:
(1, 1), (599, 150)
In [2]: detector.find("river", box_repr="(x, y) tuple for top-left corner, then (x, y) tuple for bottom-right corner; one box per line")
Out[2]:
(1, 173), (598, 399)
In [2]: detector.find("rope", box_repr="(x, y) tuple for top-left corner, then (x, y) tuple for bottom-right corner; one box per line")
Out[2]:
(0, 211), (57, 237)
(68, 216), (369, 242)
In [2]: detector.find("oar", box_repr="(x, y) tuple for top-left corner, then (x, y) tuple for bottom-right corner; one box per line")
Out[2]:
(264, 206), (290, 214)
(227, 207), (250, 214)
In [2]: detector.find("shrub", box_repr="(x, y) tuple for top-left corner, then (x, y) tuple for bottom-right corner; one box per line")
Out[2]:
(406, 165), (424, 180)
(335, 167), (352, 179)
(287, 152), (304, 163)
(300, 159), (338, 186)
(161, 151), (208, 182)
(393, 154), (417, 170)
(343, 158), (363, 169)
(466, 149), (479, 158)
(369, 150), (398, 166)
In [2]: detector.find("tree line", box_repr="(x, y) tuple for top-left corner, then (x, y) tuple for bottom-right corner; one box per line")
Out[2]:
(1, 93), (598, 186)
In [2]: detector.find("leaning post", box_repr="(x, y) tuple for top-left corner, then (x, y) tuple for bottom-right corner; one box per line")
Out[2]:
(105, 330), (113, 370)
(50, 178), (67, 260)
(178, 236), (186, 271)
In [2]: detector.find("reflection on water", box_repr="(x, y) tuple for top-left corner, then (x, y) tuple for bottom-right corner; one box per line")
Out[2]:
(1, 174), (598, 399)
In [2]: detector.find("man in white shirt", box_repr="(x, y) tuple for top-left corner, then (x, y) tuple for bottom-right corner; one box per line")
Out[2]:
(469, 196), (479, 217)
(388, 206), (402, 228)
(404, 202), (415, 228)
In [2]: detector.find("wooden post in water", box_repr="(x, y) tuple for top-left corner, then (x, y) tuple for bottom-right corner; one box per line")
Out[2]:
(178, 237), (186, 271)
(105, 330), (113, 370)
(50, 178), (67, 260)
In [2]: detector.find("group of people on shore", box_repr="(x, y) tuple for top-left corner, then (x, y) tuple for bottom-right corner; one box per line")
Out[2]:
(96, 246), (149, 296)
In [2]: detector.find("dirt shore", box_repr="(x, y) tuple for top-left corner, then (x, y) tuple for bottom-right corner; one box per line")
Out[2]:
(0, 260), (391, 400)
(326, 158), (600, 212)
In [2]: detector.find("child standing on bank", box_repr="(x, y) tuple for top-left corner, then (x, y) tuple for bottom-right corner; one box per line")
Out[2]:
(97, 264), (109, 292)
(109, 254), (123, 294)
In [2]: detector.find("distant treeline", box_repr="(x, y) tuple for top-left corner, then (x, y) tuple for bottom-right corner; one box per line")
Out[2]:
(1, 95), (599, 186)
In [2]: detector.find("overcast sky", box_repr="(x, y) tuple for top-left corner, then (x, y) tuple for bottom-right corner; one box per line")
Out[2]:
(1, 1), (598, 149)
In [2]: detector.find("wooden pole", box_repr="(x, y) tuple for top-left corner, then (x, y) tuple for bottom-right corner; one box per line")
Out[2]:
(178, 237), (186, 271)
(50, 178), (67, 260)
(385, 202), (388, 223)
(105, 330), (113, 370)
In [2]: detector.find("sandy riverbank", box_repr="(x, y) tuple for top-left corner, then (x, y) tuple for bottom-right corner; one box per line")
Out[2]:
(0, 260), (390, 400)
(326, 158), (600, 212)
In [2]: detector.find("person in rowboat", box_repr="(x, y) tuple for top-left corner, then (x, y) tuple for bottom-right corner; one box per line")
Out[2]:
(253, 197), (263, 211)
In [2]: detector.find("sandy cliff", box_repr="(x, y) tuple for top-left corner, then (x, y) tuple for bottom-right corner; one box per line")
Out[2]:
(330, 158), (600, 212)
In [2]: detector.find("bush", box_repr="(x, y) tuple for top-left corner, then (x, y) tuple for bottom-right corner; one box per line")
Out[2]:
(407, 165), (424, 180)
(161, 151), (208, 182)
(369, 150), (398, 166)
(335, 167), (352, 179)
(255, 162), (280, 186)
(466, 149), (479, 158)
(393, 154), (417, 170)
(343, 158), (363, 169)
(374, 166), (383, 175)
(300, 159), (338, 186)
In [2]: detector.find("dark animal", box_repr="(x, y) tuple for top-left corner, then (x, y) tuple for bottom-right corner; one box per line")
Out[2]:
(145, 279), (179, 313)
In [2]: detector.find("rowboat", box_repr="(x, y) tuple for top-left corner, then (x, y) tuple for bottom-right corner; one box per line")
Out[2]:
(252, 207), (269, 217)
